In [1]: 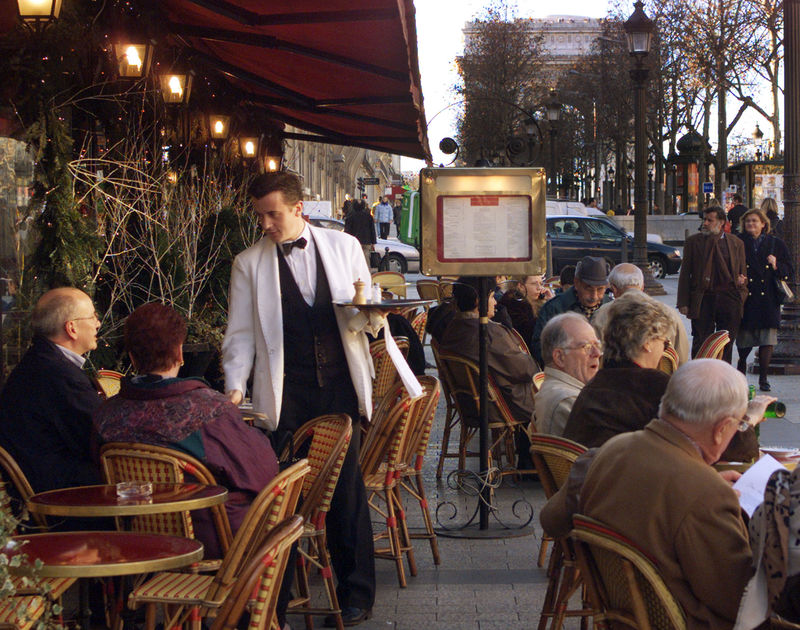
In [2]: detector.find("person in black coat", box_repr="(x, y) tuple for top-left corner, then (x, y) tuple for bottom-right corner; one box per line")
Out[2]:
(0, 288), (103, 494)
(736, 208), (794, 391)
(344, 200), (376, 267)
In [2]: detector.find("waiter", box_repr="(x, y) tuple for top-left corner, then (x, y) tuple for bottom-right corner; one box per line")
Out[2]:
(222, 171), (378, 627)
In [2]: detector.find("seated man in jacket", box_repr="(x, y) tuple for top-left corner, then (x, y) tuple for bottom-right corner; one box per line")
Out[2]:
(533, 312), (601, 437)
(541, 359), (775, 630)
(439, 276), (537, 468)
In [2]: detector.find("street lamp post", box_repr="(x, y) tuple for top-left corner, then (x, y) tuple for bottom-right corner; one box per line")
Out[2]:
(624, 0), (664, 294)
(608, 165), (615, 211)
(546, 91), (561, 197)
(647, 155), (655, 210)
(753, 123), (764, 161)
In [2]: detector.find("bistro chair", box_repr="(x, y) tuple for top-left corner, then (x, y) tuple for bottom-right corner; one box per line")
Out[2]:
(530, 435), (591, 630)
(658, 345), (679, 375)
(280, 414), (352, 630)
(409, 309), (428, 346)
(128, 459), (309, 630)
(0, 446), (49, 531)
(369, 337), (410, 408)
(371, 271), (406, 297)
(571, 514), (687, 630)
(694, 330), (730, 360)
(100, 442), (234, 570)
(96, 369), (125, 398)
(415, 278), (440, 301)
(436, 351), (534, 477)
(532, 372), (546, 393)
(396, 376), (442, 566)
(209, 515), (304, 630)
(359, 381), (418, 587)
(437, 277), (457, 300)
(430, 339), (463, 479)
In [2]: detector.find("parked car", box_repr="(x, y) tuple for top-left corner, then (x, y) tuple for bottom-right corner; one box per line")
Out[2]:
(305, 214), (420, 273)
(547, 215), (682, 278)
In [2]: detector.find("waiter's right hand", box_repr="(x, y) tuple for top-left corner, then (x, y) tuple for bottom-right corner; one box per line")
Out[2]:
(226, 390), (243, 405)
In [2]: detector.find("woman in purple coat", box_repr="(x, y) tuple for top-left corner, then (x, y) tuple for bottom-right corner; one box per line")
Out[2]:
(93, 302), (278, 558)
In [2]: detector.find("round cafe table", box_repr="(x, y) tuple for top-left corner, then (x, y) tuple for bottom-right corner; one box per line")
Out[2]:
(27, 482), (227, 519)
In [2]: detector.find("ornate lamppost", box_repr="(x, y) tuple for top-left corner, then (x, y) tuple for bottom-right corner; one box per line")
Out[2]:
(546, 90), (561, 197)
(623, 0), (664, 294)
(753, 123), (764, 161)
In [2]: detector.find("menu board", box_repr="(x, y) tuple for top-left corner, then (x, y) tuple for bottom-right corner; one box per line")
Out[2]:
(437, 195), (531, 261)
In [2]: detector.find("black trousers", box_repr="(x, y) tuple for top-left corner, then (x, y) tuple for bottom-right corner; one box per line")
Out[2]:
(379, 222), (390, 239)
(277, 376), (376, 610)
(691, 290), (743, 364)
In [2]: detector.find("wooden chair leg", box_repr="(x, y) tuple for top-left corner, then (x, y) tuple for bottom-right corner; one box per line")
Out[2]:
(538, 543), (564, 630)
(538, 535), (552, 568)
(437, 405), (456, 479)
(408, 472), (441, 565)
(316, 531), (343, 630)
(392, 486), (417, 577)
(383, 488), (406, 588)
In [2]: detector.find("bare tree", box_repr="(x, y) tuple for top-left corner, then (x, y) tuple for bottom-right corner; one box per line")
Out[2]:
(455, 0), (547, 165)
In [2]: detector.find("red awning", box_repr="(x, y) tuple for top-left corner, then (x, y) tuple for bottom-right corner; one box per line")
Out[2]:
(157, 0), (431, 160)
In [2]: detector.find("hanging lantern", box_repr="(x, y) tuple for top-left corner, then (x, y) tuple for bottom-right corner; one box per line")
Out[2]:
(240, 136), (259, 159)
(17, 0), (62, 28)
(159, 72), (193, 105)
(208, 115), (231, 141)
(112, 41), (153, 79)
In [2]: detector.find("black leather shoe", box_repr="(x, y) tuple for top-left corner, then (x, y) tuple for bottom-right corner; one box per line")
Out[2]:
(324, 607), (372, 627)
(760, 379), (771, 392)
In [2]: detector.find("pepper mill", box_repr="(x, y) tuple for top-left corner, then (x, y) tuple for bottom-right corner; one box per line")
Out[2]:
(353, 279), (367, 305)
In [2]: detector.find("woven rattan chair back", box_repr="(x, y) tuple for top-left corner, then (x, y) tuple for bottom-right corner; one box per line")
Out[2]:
(398, 376), (441, 467)
(210, 515), (304, 630)
(529, 434), (587, 499)
(415, 279), (440, 301)
(283, 415), (352, 522)
(410, 309), (428, 345)
(0, 446), (48, 530)
(370, 337), (410, 403)
(657, 346), (679, 375)
(211, 459), (309, 597)
(359, 382), (415, 479)
(694, 330), (730, 360)
(436, 351), (516, 430)
(101, 443), (217, 541)
(532, 372), (546, 393)
(371, 271), (406, 297)
(571, 514), (687, 630)
(437, 277), (457, 300)
(430, 339), (463, 478)
(96, 369), (124, 398)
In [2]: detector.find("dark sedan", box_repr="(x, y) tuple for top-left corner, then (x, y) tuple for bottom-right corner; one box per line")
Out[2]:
(547, 215), (682, 278)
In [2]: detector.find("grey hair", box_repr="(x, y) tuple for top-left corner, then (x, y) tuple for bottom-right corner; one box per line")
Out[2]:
(602, 297), (671, 362)
(659, 359), (747, 427)
(608, 264), (644, 291)
(541, 312), (589, 367)
(31, 289), (84, 338)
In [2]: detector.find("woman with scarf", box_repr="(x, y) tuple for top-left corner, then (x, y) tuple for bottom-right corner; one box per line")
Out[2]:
(735, 208), (793, 391)
(93, 302), (278, 558)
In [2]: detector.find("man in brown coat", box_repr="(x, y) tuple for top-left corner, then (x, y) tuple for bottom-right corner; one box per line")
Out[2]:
(677, 206), (748, 362)
(541, 359), (776, 630)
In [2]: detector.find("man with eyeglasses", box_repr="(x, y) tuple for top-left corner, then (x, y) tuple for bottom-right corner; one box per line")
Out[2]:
(0, 287), (103, 493)
(534, 313), (602, 437)
(541, 359), (775, 629)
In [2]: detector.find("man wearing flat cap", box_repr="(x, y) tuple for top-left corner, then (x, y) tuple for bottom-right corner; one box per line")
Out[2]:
(531, 256), (612, 367)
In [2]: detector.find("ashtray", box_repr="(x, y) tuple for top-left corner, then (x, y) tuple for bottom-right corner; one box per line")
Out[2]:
(116, 481), (153, 499)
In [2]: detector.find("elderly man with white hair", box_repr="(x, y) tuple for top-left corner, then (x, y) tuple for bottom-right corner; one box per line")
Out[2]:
(533, 312), (602, 436)
(541, 359), (775, 630)
(592, 262), (690, 364)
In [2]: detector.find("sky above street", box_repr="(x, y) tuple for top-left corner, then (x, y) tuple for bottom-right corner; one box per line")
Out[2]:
(403, 0), (613, 171)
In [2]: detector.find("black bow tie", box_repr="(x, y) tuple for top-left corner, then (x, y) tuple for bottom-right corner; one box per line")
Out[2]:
(281, 237), (307, 256)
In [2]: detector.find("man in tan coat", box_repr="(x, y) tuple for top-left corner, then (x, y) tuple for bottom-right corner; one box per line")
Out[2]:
(541, 359), (775, 629)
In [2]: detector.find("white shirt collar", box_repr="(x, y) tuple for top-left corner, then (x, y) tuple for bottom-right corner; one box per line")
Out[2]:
(56, 344), (86, 368)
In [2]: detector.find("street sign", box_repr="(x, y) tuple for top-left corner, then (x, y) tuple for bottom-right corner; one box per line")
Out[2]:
(702, 182), (714, 194)
(362, 177), (380, 185)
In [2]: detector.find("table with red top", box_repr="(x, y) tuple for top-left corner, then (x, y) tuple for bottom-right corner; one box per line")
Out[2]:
(27, 482), (227, 519)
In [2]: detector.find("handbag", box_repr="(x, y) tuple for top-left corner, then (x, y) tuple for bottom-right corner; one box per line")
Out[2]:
(768, 237), (794, 304)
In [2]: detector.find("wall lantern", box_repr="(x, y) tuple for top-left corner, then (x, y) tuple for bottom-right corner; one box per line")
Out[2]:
(623, 1), (655, 57)
(112, 42), (153, 79)
(159, 72), (193, 105)
(240, 136), (259, 159)
(208, 115), (231, 141)
(17, 0), (62, 29)
(265, 156), (280, 171)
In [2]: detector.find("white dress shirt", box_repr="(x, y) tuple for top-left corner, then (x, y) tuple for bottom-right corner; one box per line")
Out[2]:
(280, 223), (317, 306)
